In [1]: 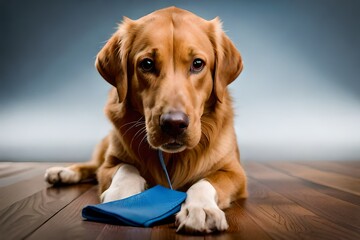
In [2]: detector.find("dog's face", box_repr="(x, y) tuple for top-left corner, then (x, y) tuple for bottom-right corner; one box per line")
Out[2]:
(129, 15), (214, 153)
(96, 7), (242, 153)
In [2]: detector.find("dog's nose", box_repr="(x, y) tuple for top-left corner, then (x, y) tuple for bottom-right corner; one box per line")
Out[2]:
(160, 111), (189, 136)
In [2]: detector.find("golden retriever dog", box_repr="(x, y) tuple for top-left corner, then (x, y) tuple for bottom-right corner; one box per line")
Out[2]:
(45, 6), (247, 233)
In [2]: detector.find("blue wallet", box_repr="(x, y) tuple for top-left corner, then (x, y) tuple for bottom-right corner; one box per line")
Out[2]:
(82, 185), (186, 227)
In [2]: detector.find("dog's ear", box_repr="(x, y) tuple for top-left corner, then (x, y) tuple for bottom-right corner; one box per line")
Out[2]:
(95, 17), (134, 103)
(210, 17), (243, 103)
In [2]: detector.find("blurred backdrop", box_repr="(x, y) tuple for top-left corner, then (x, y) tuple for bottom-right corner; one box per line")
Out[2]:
(1, 0), (359, 162)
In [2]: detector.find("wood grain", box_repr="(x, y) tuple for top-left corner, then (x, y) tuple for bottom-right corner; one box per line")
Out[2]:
(0, 183), (93, 239)
(0, 163), (32, 178)
(245, 177), (360, 240)
(268, 161), (360, 196)
(151, 226), (203, 240)
(98, 225), (152, 240)
(296, 161), (360, 178)
(0, 161), (359, 240)
(206, 200), (272, 240)
(304, 181), (360, 206)
(26, 185), (103, 240)
(0, 162), (72, 210)
(245, 162), (360, 232)
(0, 162), (57, 187)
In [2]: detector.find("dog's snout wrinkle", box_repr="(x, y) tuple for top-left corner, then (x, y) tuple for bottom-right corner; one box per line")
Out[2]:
(160, 111), (189, 136)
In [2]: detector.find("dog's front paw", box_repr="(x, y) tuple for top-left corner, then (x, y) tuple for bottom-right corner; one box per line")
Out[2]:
(100, 185), (144, 203)
(45, 167), (81, 184)
(100, 164), (147, 203)
(175, 180), (229, 234)
(176, 204), (228, 234)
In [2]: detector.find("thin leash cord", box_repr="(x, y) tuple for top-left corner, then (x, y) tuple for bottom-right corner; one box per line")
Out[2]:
(157, 150), (173, 190)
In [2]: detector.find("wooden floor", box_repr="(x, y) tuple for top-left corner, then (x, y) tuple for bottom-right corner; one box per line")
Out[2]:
(0, 161), (359, 240)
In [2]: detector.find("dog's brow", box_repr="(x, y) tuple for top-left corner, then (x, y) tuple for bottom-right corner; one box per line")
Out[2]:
(188, 48), (196, 57)
(151, 48), (159, 58)
(137, 48), (158, 59)
(187, 47), (206, 60)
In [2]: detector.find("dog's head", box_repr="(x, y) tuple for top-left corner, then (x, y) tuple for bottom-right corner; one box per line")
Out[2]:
(96, 7), (243, 153)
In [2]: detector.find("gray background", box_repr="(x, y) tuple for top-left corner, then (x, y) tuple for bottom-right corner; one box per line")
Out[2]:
(1, 0), (359, 162)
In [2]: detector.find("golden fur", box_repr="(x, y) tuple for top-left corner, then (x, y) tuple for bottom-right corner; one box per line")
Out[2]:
(54, 6), (246, 212)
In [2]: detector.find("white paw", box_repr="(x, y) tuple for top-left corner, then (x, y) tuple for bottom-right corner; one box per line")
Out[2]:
(100, 185), (144, 202)
(45, 167), (81, 184)
(100, 164), (147, 203)
(176, 204), (228, 233)
(175, 180), (229, 233)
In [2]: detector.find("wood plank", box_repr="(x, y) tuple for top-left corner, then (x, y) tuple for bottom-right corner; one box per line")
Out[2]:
(147, 193), (272, 240)
(268, 162), (360, 196)
(0, 183), (93, 239)
(0, 163), (75, 210)
(0, 174), (49, 210)
(0, 161), (358, 239)
(337, 160), (360, 169)
(204, 200), (272, 240)
(0, 168), (47, 189)
(151, 226), (203, 240)
(25, 171), (271, 239)
(0, 162), (58, 187)
(95, 198), (272, 239)
(27, 185), (105, 240)
(0, 162), (13, 171)
(305, 181), (360, 206)
(0, 163), (32, 178)
(297, 161), (360, 179)
(244, 177), (360, 240)
(97, 225), (152, 240)
(245, 162), (360, 232)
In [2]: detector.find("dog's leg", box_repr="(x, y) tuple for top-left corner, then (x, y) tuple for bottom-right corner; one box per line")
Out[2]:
(44, 136), (109, 184)
(176, 161), (247, 233)
(176, 179), (228, 233)
(100, 163), (147, 202)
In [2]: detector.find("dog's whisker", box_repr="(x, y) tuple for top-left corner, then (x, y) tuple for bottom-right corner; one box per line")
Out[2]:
(119, 116), (145, 130)
(130, 126), (147, 150)
(119, 118), (144, 130)
(122, 120), (145, 137)
(137, 132), (148, 161)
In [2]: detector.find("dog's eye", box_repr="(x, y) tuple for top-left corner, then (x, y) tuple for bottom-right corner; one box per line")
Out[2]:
(190, 58), (205, 73)
(140, 58), (154, 72)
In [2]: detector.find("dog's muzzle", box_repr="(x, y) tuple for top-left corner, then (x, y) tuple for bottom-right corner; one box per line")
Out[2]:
(159, 111), (189, 152)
